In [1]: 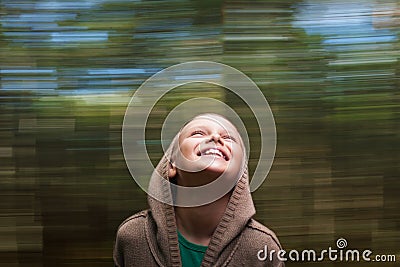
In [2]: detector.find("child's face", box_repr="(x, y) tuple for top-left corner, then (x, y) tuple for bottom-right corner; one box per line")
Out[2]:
(170, 115), (244, 185)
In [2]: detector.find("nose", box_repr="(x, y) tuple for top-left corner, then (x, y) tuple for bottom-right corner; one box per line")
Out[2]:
(209, 133), (224, 145)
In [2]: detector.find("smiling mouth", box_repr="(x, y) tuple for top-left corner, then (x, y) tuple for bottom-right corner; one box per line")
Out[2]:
(198, 148), (228, 161)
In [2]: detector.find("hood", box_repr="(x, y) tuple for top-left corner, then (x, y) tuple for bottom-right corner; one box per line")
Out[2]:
(146, 136), (256, 267)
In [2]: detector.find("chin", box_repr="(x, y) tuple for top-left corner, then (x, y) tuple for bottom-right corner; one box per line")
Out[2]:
(204, 163), (231, 177)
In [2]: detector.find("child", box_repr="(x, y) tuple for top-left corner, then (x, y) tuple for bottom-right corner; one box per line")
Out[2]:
(114, 113), (284, 267)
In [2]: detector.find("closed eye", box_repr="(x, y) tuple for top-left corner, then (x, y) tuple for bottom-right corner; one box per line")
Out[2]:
(191, 130), (206, 136)
(222, 135), (237, 142)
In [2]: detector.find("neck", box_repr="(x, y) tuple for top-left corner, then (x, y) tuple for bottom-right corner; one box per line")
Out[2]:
(175, 193), (230, 246)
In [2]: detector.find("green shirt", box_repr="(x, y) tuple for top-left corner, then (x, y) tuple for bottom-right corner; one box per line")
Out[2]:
(178, 231), (207, 267)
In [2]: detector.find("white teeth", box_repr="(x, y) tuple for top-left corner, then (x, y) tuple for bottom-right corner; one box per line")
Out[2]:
(203, 148), (224, 159)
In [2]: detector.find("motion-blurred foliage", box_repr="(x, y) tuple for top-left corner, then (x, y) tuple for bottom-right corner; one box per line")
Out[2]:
(0, 0), (399, 266)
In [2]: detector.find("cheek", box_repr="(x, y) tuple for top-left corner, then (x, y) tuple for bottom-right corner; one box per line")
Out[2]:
(231, 145), (244, 161)
(179, 140), (197, 158)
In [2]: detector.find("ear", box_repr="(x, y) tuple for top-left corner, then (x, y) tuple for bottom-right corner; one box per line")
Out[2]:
(168, 162), (177, 178)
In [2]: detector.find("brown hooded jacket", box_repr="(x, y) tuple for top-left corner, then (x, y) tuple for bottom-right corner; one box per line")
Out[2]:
(114, 124), (284, 267)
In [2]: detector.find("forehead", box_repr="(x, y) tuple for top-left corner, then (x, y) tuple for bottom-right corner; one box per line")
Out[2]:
(182, 116), (239, 135)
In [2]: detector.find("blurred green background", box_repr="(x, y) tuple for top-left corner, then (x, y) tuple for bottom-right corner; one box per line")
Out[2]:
(0, 0), (399, 266)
